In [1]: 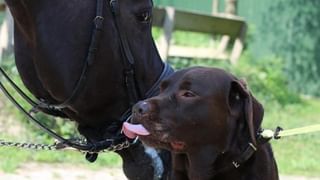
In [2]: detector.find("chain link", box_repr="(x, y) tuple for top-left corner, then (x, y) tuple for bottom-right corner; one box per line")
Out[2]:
(0, 139), (59, 151)
(0, 139), (132, 153)
(103, 140), (131, 152)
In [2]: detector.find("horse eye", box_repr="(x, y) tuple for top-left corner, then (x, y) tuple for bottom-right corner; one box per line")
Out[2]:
(136, 11), (151, 23)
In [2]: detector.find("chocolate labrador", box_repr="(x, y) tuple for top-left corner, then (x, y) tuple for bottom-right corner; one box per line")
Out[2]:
(123, 67), (279, 180)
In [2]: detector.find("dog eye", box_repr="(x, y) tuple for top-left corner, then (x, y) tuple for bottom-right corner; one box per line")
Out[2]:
(136, 11), (152, 23)
(181, 91), (196, 98)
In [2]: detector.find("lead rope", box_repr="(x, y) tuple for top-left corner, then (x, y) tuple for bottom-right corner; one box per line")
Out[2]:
(260, 124), (320, 139)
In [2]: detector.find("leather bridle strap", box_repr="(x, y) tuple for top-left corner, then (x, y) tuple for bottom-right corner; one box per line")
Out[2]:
(110, 0), (140, 105)
(38, 0), (106, 110)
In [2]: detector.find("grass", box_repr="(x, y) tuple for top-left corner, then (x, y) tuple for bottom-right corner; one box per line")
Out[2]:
(264, 99), (320, 177)
(0, 147), (122, 173)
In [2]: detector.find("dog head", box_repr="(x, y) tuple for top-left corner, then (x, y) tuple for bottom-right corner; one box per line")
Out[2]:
(123, 67), (264, 153)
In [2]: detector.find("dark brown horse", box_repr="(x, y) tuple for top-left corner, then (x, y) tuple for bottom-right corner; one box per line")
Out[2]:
(4, 0), (172, 179)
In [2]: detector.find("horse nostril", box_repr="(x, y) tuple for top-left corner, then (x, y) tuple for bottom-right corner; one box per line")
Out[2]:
(133, 101), (150, 115)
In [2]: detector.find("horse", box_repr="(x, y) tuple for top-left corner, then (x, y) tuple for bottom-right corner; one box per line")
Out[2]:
(3, 0), (173, 179)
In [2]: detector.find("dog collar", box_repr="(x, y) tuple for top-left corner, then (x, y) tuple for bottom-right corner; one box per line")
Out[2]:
(214, 130), (274, 176)
(214, 142), (257, 176)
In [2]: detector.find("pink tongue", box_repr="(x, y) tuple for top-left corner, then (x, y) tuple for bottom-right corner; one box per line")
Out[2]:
(122, 122), (150, 139)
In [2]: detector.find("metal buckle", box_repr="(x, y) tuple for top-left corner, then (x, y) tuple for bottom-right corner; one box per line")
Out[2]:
(274, 126), (283, 139)
(248, 142), (257, 151)
(109, 0), (117, 14)
(94, 16), (104, 21)
(232, 161), (240, 168)
(94, 16), (104, 29)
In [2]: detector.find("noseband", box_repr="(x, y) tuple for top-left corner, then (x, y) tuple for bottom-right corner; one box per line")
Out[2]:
(0, 0), (174, 160)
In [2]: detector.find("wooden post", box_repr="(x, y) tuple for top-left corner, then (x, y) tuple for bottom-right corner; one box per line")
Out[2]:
(210, 0), (220, 58)
(216, 0), (237, 60)
(212, 0), (219, 14)
(0, 5), (14, 60)
(230, 24), (246, 65)
(225, 0), (237, 15)
(157, 7), (175, 61)
(225, 0), (244, 65)
(218, 0), (244, 65)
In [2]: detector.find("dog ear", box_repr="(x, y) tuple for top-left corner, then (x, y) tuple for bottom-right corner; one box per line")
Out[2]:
(228, 80), (264, 146)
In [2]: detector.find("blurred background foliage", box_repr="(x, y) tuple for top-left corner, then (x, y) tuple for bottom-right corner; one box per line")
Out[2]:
(261, 0), (320, 96)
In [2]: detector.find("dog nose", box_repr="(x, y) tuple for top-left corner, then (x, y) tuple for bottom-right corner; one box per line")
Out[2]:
(133, 101), (151, 115)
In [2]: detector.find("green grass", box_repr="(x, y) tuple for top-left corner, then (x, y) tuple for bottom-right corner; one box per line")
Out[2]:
(0, 147), (122, 173)
(0, 148), (31, 172)
(152, 27), (215, 48)
(263, 99), (320, 177)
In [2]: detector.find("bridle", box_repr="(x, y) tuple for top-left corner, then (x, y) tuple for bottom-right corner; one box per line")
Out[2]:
(0, 0), (173, 161)
(37, 0), (140, 111)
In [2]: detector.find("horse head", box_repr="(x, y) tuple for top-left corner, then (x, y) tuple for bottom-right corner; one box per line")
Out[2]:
(5, 0), (170, 179)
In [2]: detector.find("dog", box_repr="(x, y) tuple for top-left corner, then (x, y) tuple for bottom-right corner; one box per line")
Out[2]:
(123, 67), (279, 180)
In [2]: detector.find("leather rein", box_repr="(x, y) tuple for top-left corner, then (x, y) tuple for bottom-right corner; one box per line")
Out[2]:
(0, 0), (173, 161)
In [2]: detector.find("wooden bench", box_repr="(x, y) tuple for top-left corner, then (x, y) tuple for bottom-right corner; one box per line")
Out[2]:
(152, 6), (247, 64)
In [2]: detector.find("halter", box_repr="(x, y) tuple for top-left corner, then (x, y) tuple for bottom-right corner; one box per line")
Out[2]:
(0, 0), (174, 161)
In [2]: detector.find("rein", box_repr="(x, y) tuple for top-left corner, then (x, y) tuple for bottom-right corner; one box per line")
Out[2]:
(0, 0), (174, 161)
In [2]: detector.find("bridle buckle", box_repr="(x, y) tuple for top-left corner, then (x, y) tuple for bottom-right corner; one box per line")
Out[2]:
(232, 161), (240, 168)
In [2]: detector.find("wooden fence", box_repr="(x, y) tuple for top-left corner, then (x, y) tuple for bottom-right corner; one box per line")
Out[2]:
(153, 6), (246, 64)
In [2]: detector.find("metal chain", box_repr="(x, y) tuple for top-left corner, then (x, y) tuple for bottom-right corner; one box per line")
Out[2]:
(0, 139), (132, 153)
(0, 139), (59, 151)
(103, 140), (131, 152)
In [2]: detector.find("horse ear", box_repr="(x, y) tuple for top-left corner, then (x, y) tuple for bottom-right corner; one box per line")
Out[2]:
(228, 80), (264, 146)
